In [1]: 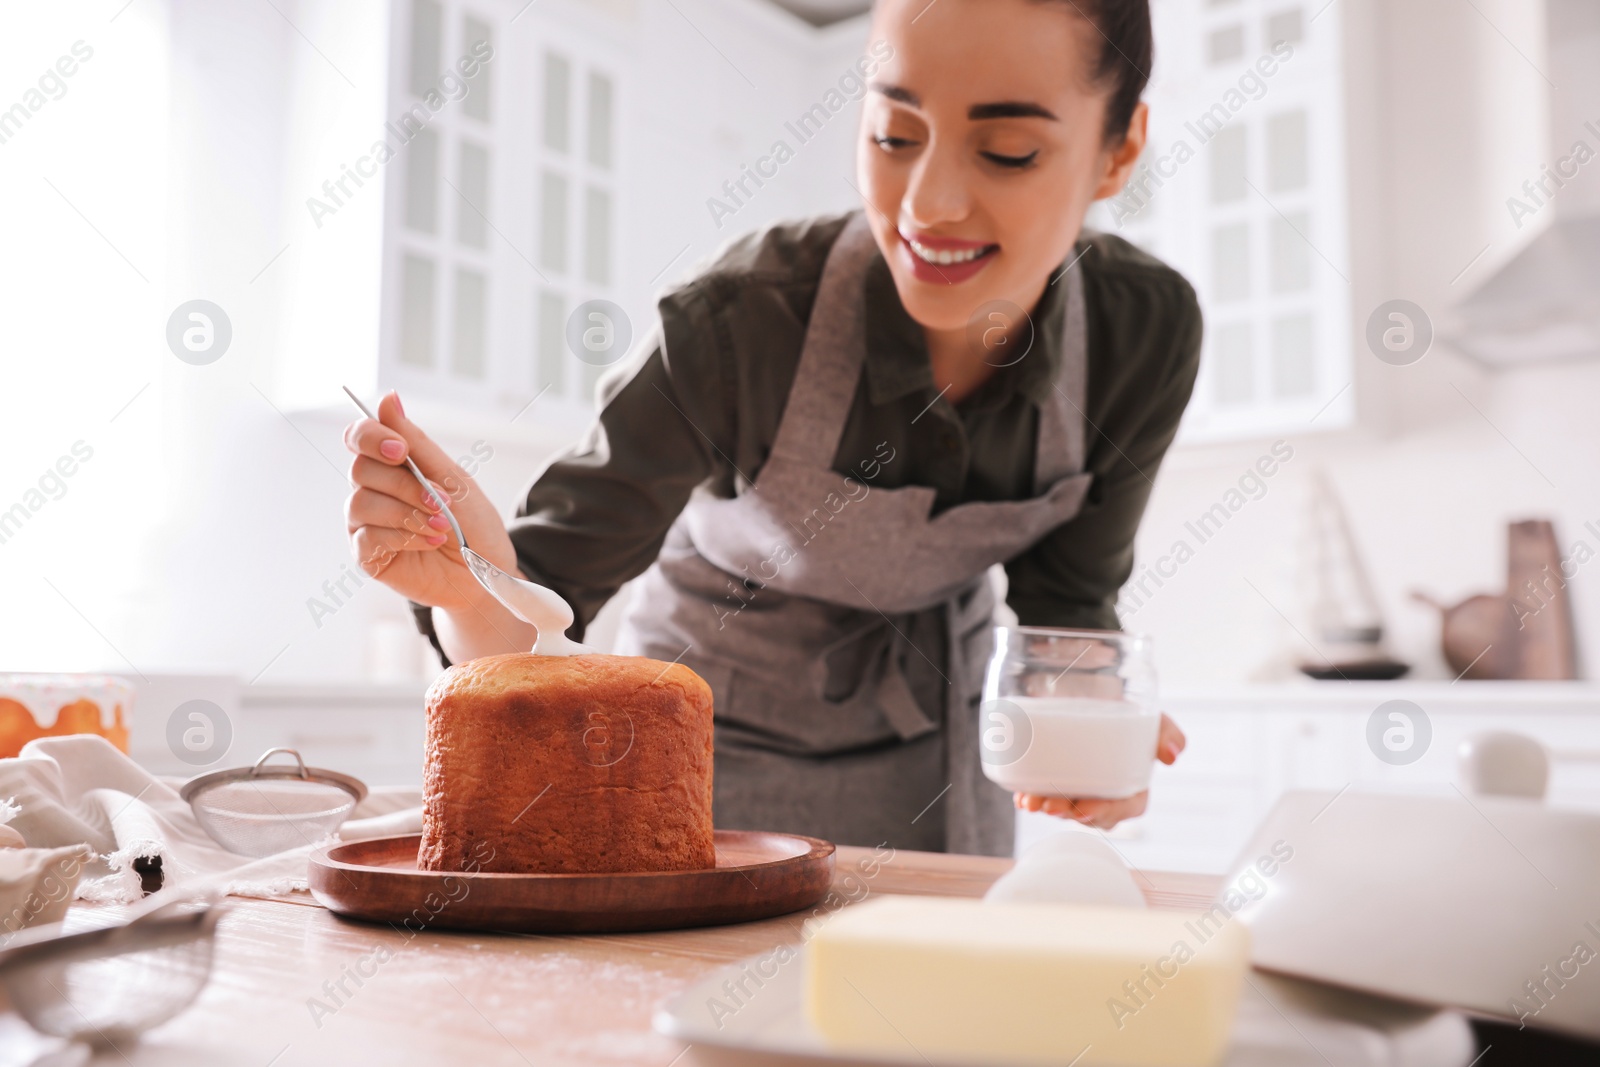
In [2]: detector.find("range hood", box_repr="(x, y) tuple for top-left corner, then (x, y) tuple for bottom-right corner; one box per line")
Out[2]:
(1449, 0), (1600, 368)
(1450, 216), (1600, 366)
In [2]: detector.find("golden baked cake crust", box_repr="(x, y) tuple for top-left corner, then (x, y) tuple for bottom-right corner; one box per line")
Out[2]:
(418, 653), (716, 874)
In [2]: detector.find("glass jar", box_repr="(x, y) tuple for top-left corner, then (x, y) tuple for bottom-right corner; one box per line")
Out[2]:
(979, 627), (1160, 800)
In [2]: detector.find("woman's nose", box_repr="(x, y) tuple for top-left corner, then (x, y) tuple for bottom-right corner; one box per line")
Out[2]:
(901, 141), (970, 228)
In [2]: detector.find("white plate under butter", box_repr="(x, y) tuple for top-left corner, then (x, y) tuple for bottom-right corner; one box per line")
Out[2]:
(652, 944), (1473, 1067)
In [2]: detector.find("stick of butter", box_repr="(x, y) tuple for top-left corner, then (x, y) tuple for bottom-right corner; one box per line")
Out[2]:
(803, 896), (1248, 1067)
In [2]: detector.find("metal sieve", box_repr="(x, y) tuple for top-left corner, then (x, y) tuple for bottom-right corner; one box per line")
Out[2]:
(180, 747), (367, 857)
(0, 891), (224, 1047)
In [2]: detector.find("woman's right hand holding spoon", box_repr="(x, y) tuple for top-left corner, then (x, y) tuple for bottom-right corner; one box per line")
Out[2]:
(342, 391), (535, 659)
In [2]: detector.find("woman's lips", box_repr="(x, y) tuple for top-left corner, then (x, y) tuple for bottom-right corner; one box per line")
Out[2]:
(897, 230), (1000, 285)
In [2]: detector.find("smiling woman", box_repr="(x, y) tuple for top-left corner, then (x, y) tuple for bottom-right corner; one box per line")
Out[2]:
(858, 0), (1153, 400)
(346, 0), (1201, 857)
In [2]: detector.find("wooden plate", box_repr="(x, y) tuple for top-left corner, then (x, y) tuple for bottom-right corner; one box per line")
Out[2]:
(308, 831), (835, 934)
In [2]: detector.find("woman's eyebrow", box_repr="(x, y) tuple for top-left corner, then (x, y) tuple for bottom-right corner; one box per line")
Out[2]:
(869, 83), (919, 105)
(867, 87), (1058, 123)
(969, 101), (1059, 121)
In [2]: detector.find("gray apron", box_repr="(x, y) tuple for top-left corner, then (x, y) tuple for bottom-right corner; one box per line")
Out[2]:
(615, 213), (1094, 856)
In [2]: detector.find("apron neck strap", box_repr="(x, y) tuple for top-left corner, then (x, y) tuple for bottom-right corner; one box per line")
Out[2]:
(1033, 260), (1088, 492)
(767, 213), (879, 469)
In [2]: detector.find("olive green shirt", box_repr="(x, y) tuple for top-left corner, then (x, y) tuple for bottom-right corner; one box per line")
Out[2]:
(415, 212), (1201, 660)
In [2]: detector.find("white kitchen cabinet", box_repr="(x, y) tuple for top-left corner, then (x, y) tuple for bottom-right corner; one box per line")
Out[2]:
(1263, 710), (1361, 793)
(270, 0), (866, 448)
(123, 676), (427, 787)
(1098, 0), (1355, 443)
(120, 674), (243, 779)
(231, 684), (427, 788)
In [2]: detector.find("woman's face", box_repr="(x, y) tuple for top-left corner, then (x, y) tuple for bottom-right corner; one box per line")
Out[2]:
(858, 0), (1146, 337)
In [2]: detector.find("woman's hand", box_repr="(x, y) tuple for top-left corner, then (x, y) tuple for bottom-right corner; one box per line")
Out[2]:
(342, 392), (517, 613)
(1013, 714), (1186, 830)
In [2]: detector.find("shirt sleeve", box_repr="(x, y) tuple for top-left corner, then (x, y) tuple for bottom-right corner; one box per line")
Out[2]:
(411, 285), (729, 664)
(1003, 267), (1202, 631)
(512, 311), (726, 640)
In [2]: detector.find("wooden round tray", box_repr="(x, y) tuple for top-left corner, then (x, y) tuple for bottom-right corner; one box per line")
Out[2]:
(308, 831), (835, 934)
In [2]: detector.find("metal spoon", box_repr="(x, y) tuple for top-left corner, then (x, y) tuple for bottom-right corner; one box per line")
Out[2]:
(340, 387), (593, 654)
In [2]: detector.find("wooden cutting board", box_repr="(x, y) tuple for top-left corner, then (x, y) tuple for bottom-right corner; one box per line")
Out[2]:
(309, 831), (835, 934)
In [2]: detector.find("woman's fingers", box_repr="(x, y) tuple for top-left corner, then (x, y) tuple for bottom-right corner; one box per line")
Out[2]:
(345, 392), (498, 530)
(1011, 718), (1181, 828)
(1042, 796), (1108, 822)
(350, 524), (446, 578)
(1046, 792), (1147, 829)
(341, 394), (459, 509)
(343, 413), (409, 465)
(345, 487), (453, 539)
(375, 392), (468, 495)
(340, 392), (506, 618)
(1157, 713), (1187, 764)
(1013, 791), (1150, 830)
(348, 456), (442, 514)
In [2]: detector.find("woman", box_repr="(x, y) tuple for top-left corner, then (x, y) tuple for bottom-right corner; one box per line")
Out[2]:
(343, 0), (1198, 857)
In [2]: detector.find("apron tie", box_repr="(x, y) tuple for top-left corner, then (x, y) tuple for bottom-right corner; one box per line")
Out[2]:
(809, 617), (940, 742)
(874, 627), (941, 742)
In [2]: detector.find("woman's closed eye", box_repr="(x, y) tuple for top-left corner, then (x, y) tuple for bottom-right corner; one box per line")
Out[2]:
(980, 148), (1039, 169)
(873, 134), (1039, 170)
(873, 134), (921, 151)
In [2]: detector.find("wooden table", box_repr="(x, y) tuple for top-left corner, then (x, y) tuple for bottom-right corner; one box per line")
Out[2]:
(24, 848), (1219, 1066)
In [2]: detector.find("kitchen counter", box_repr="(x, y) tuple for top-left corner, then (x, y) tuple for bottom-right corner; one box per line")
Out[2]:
(32, 848), (1217, 1066)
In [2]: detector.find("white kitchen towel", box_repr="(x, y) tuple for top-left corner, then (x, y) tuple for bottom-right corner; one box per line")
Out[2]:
(0, 734), (423, 903)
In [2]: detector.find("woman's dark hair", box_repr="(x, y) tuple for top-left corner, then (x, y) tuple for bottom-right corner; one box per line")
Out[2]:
(872, 0), (1152, 144)
(1045, 0), (1153, 143)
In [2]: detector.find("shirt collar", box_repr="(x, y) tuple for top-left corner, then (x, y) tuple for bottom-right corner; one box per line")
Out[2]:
(860, 244), (1074, 409)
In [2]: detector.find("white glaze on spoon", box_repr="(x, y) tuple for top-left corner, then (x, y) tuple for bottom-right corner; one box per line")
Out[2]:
(462, 548), (595, 656)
